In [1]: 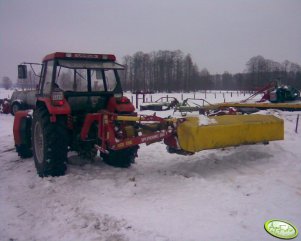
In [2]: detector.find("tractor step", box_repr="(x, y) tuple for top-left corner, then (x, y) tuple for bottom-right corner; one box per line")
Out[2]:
(177, 114), (284, 152)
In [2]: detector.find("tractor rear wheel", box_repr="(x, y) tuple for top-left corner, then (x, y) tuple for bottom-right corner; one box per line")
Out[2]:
(32, 108), (68, 177)
(16, 144), (33, 158)
(101, 146), (138, 168)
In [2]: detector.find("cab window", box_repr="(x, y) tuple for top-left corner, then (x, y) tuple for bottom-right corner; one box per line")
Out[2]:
(42, 61), (54, 94)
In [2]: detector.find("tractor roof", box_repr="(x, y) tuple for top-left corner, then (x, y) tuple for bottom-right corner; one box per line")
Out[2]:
(43, 52), (116, 62)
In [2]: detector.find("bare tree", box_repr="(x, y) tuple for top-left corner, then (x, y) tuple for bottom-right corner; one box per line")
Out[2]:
(122, 51), (301, 92)
(1, 76), (12, 90)
(199, 68), (211, 90)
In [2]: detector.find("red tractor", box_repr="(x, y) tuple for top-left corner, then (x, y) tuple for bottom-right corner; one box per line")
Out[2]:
(14, 52), (180, 177)
(13, 52), (284, 178)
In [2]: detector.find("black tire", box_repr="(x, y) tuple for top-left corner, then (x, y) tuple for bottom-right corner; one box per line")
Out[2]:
(32, 108), (68, 177)
(11, 102), (21, 116)
(16, 115), (33, 158)
(101, 146), (138, 168)
(16, 144), (33, 158)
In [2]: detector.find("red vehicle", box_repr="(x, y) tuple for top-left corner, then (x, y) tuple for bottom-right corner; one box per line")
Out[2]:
(13, 52), (284, 178)
(0, 98), (11, 114)
(13, 52), (181, 177)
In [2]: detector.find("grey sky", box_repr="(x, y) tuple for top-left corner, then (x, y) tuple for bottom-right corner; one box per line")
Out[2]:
(1, 0), (301, 80)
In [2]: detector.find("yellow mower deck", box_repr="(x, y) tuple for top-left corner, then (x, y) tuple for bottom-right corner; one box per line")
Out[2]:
(177, 114), (284, 153)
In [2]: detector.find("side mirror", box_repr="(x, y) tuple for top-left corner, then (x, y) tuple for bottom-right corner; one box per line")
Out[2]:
(18, 65), (27, 79)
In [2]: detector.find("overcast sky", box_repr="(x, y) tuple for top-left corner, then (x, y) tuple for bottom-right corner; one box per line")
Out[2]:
(1, 0), (301, 80)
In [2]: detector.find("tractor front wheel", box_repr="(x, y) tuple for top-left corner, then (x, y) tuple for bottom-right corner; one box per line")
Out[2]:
(101, 146), (138, 168)
(32, 108), (68, 177)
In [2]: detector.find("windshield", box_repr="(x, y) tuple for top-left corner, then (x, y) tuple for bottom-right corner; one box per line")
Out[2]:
(55, 59), (124, 92)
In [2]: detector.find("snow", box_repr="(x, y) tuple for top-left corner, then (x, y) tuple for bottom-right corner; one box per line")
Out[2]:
(1, 89), (301, 241)
(198, 115), (218, 125)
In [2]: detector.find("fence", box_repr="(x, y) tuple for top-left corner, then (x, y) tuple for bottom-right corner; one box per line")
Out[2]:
(127, 90), (255, 109)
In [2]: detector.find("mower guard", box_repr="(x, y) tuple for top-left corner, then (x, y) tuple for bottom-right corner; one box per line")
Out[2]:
(177, 114), (284, 152)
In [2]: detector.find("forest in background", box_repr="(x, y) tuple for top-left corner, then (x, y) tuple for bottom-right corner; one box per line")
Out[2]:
(121, 50), (301, 92)
(1, 50), (301, 92)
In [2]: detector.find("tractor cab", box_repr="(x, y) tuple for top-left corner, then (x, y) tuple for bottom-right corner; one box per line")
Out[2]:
(42, 53), (125, 114)
(18, 52), (133, 114)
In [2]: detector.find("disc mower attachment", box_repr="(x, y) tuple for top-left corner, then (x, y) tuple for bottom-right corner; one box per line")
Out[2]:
(176, 114), (284, 153)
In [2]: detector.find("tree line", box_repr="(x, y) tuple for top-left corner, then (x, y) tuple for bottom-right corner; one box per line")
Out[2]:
(121, 50), (301, 92)
(1, 70), (38, 90)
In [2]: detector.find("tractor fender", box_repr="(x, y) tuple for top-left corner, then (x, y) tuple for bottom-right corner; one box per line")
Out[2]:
(13, 110), (33, 147)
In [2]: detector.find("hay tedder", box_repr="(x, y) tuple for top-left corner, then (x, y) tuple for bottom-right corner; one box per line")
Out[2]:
(13, 52), (284, 177)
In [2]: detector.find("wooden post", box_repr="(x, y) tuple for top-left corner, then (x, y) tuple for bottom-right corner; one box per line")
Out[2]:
(296, 114), (300, 133)
(135, 93), (138, 109)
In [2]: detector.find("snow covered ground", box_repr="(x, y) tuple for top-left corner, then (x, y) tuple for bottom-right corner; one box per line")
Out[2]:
(0, 90), (300, 241)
